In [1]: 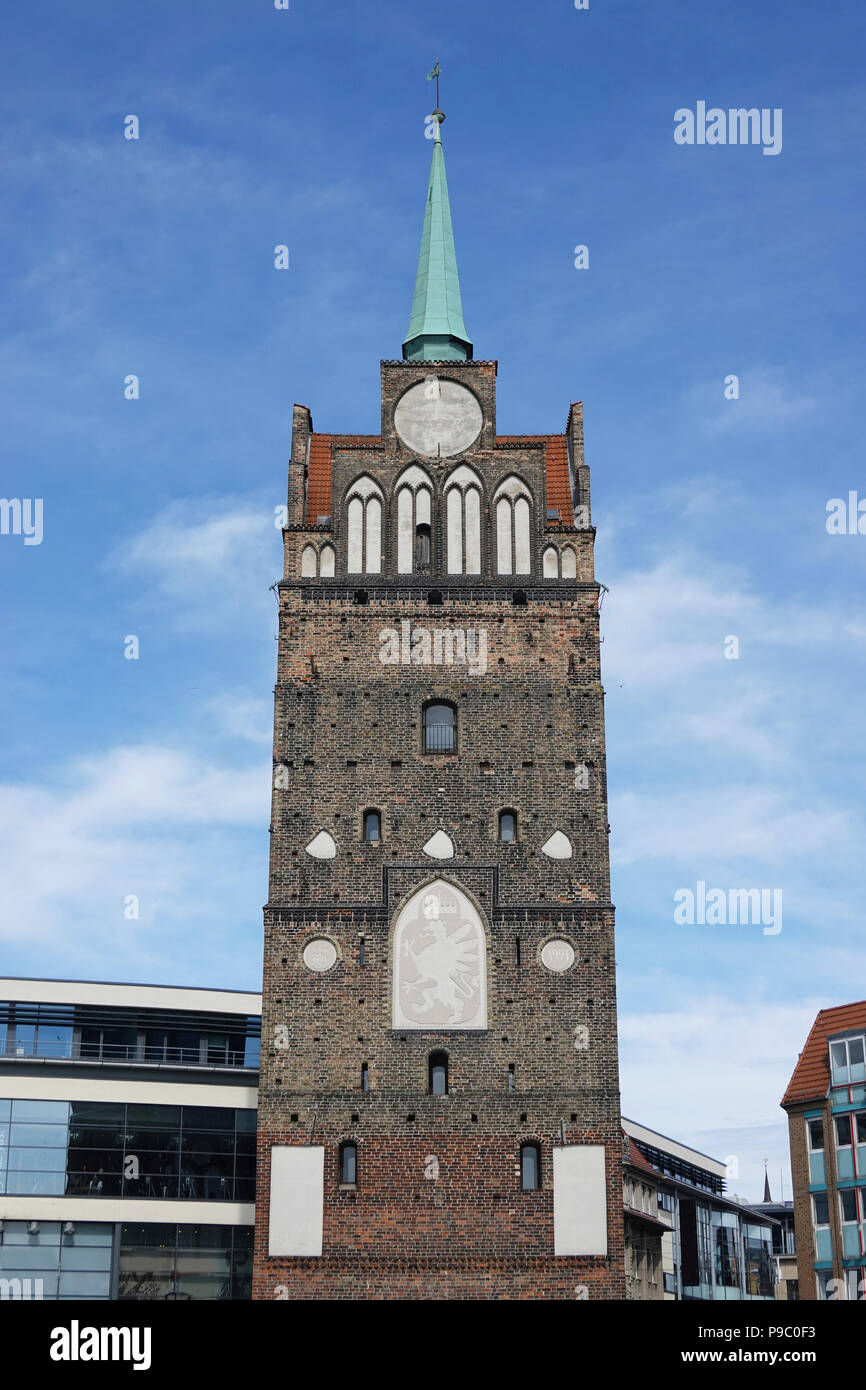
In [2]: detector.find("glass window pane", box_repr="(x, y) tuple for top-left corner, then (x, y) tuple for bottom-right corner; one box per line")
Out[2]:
(235, 1110), (256, 1134)
(0, 1100), (10, 1123)
(61, 1224), (113, 1247)
(125, 1128), (180, 1153)
(850, 1038), (865, 1065)
(11, 1100), (69, 1123)
(127, 1104), (180, 1128)
(499, 812), (516, 842)
(814, 1193), (829, 1225)
(58, 1244), (113, 1272)
(36, 1025), (73, 1059)
(121, 1223), (176, 1247)
(836, 1115), (852, 1146)
(8, 1146), (68, 1172)
(0, 1243), (60, 1272)
(58, 1271), (112, 1297)
(0, 1220), (61, 1244)
(9, 1124), (68, 1148)
(181, 1107), (234, 1132)
(6, 1171), (66, 1195)
(521, 1145), (539, 1190)
(841, 1189), (858, 1222)
(808, 1119), (824, 1150)
(340, 1145), (357, 1183)
(70, 1101), (124, 1126)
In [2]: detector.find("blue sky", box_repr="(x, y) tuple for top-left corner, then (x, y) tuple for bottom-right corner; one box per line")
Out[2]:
(1, 0), (865, 1201)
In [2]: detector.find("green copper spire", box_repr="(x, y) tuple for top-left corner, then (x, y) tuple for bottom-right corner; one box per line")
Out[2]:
(402, 109), (473, 363)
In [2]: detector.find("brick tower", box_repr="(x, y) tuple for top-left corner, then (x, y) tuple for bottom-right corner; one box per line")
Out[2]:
(253, 107), (625, 1300)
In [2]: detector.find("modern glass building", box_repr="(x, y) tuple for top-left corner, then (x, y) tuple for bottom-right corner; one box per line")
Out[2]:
(782, 1000), (866, 1300)
(0, 977), (260, 1300)
(623, 1118), (777, 1301)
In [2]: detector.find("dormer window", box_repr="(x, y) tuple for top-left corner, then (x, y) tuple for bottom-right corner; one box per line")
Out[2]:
(830, 1035), (866, 1086)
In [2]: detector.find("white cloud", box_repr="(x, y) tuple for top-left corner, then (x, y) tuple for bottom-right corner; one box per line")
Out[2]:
(0, 745), (269, 980)
(694, 366), (818, 434)
(108, 496), (281, 632)
(620, 995), (824, 1198)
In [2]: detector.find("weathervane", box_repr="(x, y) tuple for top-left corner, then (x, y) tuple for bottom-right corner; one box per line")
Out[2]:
(427, 58), (441, 115)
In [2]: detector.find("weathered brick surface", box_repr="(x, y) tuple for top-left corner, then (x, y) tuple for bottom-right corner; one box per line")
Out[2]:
(254, 361), (625, 1300)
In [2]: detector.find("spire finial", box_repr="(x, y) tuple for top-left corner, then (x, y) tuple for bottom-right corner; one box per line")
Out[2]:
(402, 62), (472, 363)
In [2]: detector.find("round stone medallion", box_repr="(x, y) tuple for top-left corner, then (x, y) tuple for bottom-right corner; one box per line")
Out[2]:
(540, 939), (575, 973)
(302, 938), (338, 973)
(393, 379), (482, 459)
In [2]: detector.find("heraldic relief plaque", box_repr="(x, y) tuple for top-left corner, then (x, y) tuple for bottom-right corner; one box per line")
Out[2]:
(392, 879), (487, 1030)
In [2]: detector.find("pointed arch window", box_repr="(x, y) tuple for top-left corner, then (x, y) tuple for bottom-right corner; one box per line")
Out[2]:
(542, 545), (576, 579)
(346, 476), (384, 574)
(301, 543), (336, 578)
(494, 476), (532, 575)
(444, 465), (482, 575)
(395, 465), (433, 574)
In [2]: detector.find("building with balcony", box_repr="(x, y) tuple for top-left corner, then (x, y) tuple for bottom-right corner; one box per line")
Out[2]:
(623, 1118), (777, 1301)
(622, 1130), (673, 1299)
(0, 977), (260, 1300)
(782, 1000), (866, 1301)
(752, 1198), (798, 1300)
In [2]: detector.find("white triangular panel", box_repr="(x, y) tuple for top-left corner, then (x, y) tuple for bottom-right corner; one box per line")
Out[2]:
(422, 830), (455, 860)
(541, 830), (572, 860)
(305, 830), (337, 859)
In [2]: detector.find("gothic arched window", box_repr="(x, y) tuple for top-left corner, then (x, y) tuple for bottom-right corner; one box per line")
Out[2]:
(392, 879), (487, 1030)
(494, 476), (532, 575)
(395, 465), (433, 574)
(346, 475), (384, 574)
(444, 464), (482, 575)
(301, 544), (317, 576)
(319, 543), (336, 577)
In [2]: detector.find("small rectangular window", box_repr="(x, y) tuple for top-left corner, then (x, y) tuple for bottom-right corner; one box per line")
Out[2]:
(841, 1189), (858, 1223)
(808, 1119), (824, 1151)
(836, 1114), (852, 1146)
(521, 1143), (540, 1191)
(813, 1193), (829, 1226)
(360, 1064), (369, 1093)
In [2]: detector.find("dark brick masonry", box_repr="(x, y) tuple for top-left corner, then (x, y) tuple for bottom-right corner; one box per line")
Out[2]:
(253, 360), (626, 1299)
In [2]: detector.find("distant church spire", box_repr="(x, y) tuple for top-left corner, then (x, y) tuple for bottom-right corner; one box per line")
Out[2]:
(402, 67), (473, 363)
(763, 1160), (772, 1203)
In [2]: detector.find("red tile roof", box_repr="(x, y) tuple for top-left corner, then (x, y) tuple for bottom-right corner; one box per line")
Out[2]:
(304, 431), (575, 528)
(305, 434), (332, 524)
(625, 1136), (662, 1177)
(544, 436), (574, 525)
(781, 1000), (866, 1106)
